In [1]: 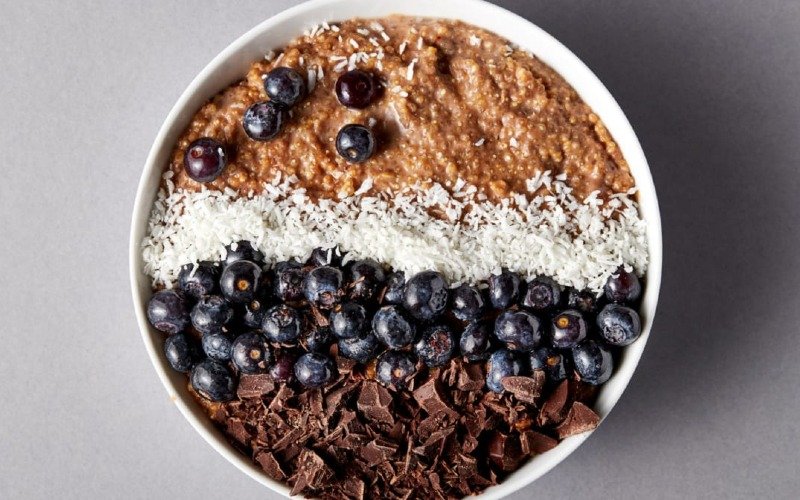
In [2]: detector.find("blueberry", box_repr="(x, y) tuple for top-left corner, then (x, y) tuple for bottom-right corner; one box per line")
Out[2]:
(294, 352), (336, 388)
(530, 346), (569, 382)
(270, 350), (298, 383)
(273, 260), (307, 302)
(304, 326), (334, 353)
(224, 241), (264, 266)
(597, 304), (641, 346)
(488, 270), (522, 309)
(202, 331), (233, 362)
(231, 332), (271, 374)
(459, 320), (492, 361)
(191, 360), (237, 402)
(382, 271), (406, 305)
(335, 70), (379, 109)
(264, 67), (306, 108)
(372, 305), (416, 349)
(190, 295), (233, 334)
(522, 276), (562, 312)
(566, 288), (598, 315)
(572, 340), (614, 385)
(604, 267), (642, 304)
(147, 290), (189, 335)
(376, 351), (418, 389)
(262, 304), (301, 343)
(242, 298), (269, 330)
(184, 137), (227, 183)
(450, 283), (485, 321)
(414, 325), (456, 367)
(336, 124), (376, 163)
(307, 246), (345, 267)
(346, 259), (386, 302)
(494, 310), (542, 352)
(330, 302), (367, 339)
(304, 266), (343, 308)
(178, 262), (219, 299)
(551, 309), (588, 348)
(220, 260), (262, 304)
(338, 333), (381, 364)
(242, 101), (284, 141)
(403, 270), (448, 321)
(486, 349), (525, 393)
(163, 333), (199, 373)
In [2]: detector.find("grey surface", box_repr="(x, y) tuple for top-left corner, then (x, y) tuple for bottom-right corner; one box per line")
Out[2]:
(1, 0), (798, 498)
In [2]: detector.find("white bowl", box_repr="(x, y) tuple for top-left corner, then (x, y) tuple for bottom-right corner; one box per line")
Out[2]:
(129, 0), (663, 497)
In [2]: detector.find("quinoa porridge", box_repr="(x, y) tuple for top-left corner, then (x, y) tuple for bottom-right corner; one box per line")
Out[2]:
(142, 15), (649, 500)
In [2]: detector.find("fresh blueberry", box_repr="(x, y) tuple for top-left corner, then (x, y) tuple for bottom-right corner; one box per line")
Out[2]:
(242, 298), (269, 330)
(486, 349), (525, 393)
(147, 290), (189, 335)
(522, 276), (562, 312)
(376, 351), (418, 389)
(178, 262), (219, 299)
(338, 333), (381, 364)
(264, 66), (306, 108)
(346, 259), (385, 302)
(163, 333), (199, 373)
(459, 320), (492, 361)
(330, 302), (367, 339)
(529, 346), (569, 382)
(488, 270), (522, 309)
(494, 310), (542, 352)
(231, 332), (271, 374)
(414, 325), (456, 367)
(572, 340), (614, 385)
(597, 304), (641, 346)
(372, 305), (416, 349)
(336, 124), (376, 163)
(190, 360), (237, 402)
(335, 70), (379, 108)
(604, 267), (642, 304)
(190, 295), (233, 334)
(262, 304), (301, 344)
(202, 331), (233, 362)
(294, 352), (336, 388)
(184, 137), (227, 183)
(242, 101), (284, 141)
(450, 283), (485, 321)
(566, 288), (599, 315)
(224, 241), (264, 266)
(551, 309), (588, 348)
(220, 260), (262, 304)
(273, 260), (307, 302)
(382, 271), (406, 305)
(304, 326), (334, 353)
(403, 270), (449, 321)
(269, 350), (298, 383)
(307, 246), (345, 267)
(304, 266), (343, 308)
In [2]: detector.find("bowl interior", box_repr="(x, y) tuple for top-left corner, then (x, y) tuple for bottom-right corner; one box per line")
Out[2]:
(129, 0), (662, 498)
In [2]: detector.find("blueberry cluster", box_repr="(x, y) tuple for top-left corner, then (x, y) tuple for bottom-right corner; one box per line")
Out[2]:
(183, 68), (384, 185)
(147, 242), (643, 401)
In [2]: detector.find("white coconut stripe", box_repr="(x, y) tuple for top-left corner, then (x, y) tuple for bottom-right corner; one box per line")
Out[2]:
(141, 174), (648, 292)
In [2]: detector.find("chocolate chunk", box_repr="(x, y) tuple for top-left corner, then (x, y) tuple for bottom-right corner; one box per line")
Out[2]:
(537, 379), (570, 427)
(457, 362), (486, 392)
(520, 430), (558, 455)
(236, 374), (275, 399)
(487, 432), (524, 471)
(226, 418), (250, 447)
(555, 402), (600, 439)
(361, 438), (399, 465)
(340, 476), (365, 500)
(357, 381), (395, 425)
(413, 378), (458, 420)
(501, 373), (544, 404)
(255, 451), (287, 480)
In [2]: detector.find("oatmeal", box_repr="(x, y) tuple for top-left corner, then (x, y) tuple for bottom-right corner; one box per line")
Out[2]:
(168, 16), (633, 201)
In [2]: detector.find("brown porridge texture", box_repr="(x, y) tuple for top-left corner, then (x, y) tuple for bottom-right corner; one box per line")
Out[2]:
(169, 16), (633, 201)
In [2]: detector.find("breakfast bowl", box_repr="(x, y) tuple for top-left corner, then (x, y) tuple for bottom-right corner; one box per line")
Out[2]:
(129, 0), (662, 497)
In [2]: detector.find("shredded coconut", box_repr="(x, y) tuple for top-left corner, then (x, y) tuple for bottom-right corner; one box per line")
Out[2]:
(469, 34), (482, 47)
(142, 174), (648, 292)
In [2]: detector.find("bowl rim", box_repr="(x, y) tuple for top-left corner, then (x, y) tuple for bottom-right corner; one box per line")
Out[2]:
(129, 0), (662, 498)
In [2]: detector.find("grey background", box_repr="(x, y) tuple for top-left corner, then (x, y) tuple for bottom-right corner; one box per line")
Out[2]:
(1, 0), (798, 498)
